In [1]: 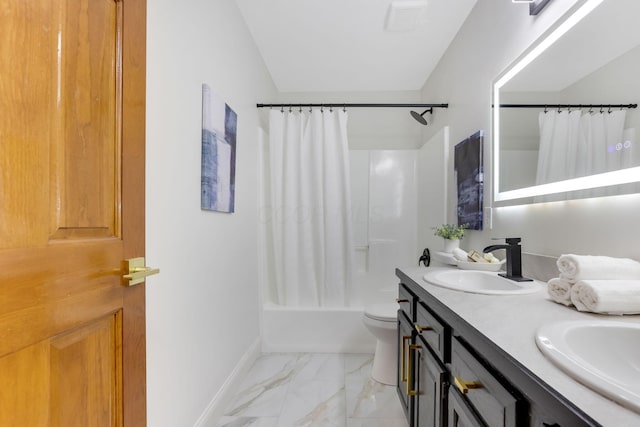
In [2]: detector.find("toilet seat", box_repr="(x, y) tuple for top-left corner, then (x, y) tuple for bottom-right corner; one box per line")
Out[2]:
(364, 303), (397, 322)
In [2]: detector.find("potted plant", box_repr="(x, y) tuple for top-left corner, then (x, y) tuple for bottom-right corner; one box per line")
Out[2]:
(434, 223), (469, 253)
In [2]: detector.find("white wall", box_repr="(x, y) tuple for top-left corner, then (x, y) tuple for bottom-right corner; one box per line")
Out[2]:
(146, 0), (277, 425)
(419, 0), (640, 261)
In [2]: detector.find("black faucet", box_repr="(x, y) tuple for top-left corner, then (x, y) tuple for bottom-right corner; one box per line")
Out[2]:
(483, 238), (532, 282)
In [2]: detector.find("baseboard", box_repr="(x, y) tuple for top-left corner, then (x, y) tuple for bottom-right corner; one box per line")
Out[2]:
(193, 338), (261, 427)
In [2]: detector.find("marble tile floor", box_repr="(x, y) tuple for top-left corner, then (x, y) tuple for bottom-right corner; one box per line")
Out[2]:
(218, 353), (409, 427)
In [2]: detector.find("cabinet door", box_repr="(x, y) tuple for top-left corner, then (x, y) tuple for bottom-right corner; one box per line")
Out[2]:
(413, 338), (448, 427)
(397, 310), (414, 423)
(447, 388), (485, 427)
(451, 337), (519, 427)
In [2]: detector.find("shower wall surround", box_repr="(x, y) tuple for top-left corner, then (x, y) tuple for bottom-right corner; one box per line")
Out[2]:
(350, 150), (417, 306)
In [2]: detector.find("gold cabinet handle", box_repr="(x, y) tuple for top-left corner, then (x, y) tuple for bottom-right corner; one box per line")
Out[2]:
(407, 344), (421, 396)
(122, 257), (160, 286)
(454, 376), (482, 394)
(415, 323), (432, 333)
(401, 336), (411, 382)
(396, 298), (409, 303)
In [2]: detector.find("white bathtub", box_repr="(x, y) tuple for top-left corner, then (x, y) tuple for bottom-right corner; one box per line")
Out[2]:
(260, 304), (375, 353)
(260, 279), (398, 353)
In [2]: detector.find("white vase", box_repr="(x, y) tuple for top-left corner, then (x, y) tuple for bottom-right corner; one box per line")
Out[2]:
(443, 239), (460, 253)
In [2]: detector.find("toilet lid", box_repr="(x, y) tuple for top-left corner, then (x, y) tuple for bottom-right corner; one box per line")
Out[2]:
(364, 303), (398, 322)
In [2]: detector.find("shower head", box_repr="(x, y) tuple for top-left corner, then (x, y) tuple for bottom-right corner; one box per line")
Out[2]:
(410, 108), (433, 125)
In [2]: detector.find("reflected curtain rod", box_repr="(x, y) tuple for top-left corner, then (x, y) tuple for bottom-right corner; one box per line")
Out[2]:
(497, 103), (637, 109)
(256, 103), (448, 109)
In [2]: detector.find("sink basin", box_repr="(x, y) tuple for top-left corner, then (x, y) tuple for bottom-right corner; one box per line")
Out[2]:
(422, 270), (541, 295)
(536, 320), (640, 413)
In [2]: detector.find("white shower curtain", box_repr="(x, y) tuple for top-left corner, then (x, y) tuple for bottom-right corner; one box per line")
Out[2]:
(267, 109), (353, 307)
(536, 110), (627, 185)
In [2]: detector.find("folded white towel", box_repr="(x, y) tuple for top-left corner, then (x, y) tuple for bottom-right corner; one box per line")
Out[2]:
(570, 280), (640, 315)
(547, 277), (573, 306)
(557, 254), (640, 283)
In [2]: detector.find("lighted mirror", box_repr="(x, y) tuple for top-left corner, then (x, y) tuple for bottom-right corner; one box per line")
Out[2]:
(493, 0), (640, 204)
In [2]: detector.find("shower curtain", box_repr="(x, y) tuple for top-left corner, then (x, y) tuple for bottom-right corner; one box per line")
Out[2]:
(267, 109), (353, 307)
(535, 109), (627, 185)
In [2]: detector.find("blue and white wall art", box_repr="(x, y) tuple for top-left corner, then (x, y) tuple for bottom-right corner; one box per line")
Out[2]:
(454, 130), (484, 230)
(201, 84), (237, 213)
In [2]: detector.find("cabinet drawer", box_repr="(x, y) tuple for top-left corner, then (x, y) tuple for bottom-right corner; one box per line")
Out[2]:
(415, 301), (450, 363)
(450, 337), (520, 427)
(398, 283), (416, 320)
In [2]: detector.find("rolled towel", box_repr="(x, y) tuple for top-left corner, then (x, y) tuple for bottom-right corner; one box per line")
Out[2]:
(547, 277), (573, 306)
(557, 254), (640, 283)
(570, 280), (640, 315)
(452, 247), (468, 262)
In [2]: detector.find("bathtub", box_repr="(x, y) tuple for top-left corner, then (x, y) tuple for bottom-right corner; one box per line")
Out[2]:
(261, 304), (375, 353)
(260, 278), (397, 353)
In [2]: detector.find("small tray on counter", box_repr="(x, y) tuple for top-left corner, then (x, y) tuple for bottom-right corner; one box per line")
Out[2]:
(456, 258), (505, 272)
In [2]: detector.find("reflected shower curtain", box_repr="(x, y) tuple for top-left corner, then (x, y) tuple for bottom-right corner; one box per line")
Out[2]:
(535, 110), (582, 185)
(267, 109), (353, 307)
(535, 110), (627, 185)
(579, 110), (627, 176)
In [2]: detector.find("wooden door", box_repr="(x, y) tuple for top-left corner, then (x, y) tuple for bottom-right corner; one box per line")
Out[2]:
(0, 0), (147, 425)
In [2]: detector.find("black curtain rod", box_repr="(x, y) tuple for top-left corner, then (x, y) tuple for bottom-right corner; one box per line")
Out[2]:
(497, 103), (637, 109)
(256, 103), (448, 109)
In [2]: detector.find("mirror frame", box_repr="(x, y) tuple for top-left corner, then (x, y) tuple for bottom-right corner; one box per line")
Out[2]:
(492, 0), (640, 204)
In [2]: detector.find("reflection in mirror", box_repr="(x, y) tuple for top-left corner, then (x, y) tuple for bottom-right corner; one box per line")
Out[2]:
(493, 0), (640, 203)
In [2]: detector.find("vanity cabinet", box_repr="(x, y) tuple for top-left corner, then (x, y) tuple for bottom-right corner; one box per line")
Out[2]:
(396, 271), (600, 427)
(397, 284), (449, 427)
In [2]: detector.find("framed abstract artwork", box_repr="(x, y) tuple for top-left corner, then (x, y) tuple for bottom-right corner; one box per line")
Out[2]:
(201, 84), (237, 213)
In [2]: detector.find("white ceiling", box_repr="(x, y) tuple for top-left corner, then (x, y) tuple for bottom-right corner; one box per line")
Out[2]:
(234, 0), (477, 93)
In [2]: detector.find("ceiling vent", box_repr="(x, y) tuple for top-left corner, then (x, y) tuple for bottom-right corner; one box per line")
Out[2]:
(385, 1), (429, 32)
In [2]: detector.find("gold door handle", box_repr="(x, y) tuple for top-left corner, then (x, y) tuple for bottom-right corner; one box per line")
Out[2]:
(401, 335), (411, 382)
(415, 324), (432, 333)
(407, 344), (421, 396)
(454, 376), (482, 394)
(123, 257), (160, 286)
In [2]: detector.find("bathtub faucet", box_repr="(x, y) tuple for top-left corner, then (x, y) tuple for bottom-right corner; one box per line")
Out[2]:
(483, 237), (532, 282)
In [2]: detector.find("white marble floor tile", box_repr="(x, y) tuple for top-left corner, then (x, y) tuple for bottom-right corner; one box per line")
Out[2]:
(277, 379), (346, 427)
(224, 354), (301, 417)
(220, 353), (408, 427)
(346, 418), (408, 427)
(294, 353), (345, 382)
(218, 417), (279, 427)
(344, 354), (374, 382)
(345, 377), (405, 419)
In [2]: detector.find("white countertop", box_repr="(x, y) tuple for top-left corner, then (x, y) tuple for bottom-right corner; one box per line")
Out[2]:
(398, 265), (640, 427)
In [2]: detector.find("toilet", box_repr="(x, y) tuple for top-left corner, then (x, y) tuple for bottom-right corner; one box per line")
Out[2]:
(363, 303), (398, 385)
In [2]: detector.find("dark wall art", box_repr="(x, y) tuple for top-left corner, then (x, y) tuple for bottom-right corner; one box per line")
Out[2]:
(455, 130), (484, 230)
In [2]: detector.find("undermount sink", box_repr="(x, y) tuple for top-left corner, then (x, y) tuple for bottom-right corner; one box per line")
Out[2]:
(536, 320), (640, 413)
(422, 270), (541, 295)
